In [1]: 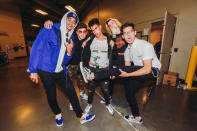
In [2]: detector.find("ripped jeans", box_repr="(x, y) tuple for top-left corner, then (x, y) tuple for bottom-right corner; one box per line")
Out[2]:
(88, 67), (110, 105)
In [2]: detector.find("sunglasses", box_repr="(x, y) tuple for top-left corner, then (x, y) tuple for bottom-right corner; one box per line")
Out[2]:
(78, 30), (87, 34)
(66, 33), (70, 43)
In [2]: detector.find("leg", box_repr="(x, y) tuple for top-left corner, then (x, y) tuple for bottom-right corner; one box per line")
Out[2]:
(108, 80), (114, 98)
(100, 79), (110, 105)
(55, 71), (83, 118)
(87, 80), (96, 104)
(124, 78), (140, 117)
(38, 70), (61, 115)
(100, 79), (114, 115)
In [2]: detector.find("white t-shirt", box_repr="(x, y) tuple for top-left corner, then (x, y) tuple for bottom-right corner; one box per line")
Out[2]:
(90, 38), (109, 68)
(124, 38), (161, 69)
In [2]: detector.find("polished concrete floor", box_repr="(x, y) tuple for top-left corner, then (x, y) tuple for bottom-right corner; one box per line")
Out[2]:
(0, 58), (197, 131)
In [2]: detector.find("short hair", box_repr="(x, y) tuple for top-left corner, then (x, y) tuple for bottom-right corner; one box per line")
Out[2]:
(120, 22), (135, 33)
(105, 18), (122, 35)
(88, 18), (100, 27)
(76, 22), (87, 31)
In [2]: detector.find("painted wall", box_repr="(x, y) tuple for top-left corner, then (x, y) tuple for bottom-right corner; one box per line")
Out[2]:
(83, 0), (197, 79)
(0, 3), (26, 59)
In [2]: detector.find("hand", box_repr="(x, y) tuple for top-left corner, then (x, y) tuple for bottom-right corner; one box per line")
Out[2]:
(44, 20), (53, 29)
(82, 37), (91, 48)
(65, 39), (74, 56)
(90, 72), (95, 80)
(29, 73), (39, 84)
(110, 76), (116, 79)
(119, 69), (129, 77)
(111, 27), (120, 35)
(110, 40), (114, 48)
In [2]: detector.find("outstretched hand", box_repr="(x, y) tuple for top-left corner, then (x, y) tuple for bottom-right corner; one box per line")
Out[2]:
(119, 69), (129, 77)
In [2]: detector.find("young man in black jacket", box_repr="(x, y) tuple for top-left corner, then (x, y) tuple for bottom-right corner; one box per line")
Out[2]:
(82, 18), (115, 115)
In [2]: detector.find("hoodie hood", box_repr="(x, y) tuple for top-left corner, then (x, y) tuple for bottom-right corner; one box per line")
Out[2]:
(60, 11), (79, 47)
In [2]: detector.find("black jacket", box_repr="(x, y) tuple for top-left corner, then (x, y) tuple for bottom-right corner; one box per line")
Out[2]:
(68, 33), (89, 65)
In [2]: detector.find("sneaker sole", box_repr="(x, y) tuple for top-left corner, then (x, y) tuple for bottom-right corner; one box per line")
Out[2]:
(80, 115), (95, 124)
(56, 123), (63, 127)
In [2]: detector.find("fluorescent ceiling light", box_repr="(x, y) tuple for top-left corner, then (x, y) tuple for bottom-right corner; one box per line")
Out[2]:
(65, 5), (76, 12)
(31, 24), (40, 28)
(35, 9), (48, 15)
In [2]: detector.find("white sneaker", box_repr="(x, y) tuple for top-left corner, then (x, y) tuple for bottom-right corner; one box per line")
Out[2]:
(80, 62), (91, 83)
(124, 114), (134, 122)
(85, 104), (92, 114)
(106, 104), (114, 115)
(100, 99), (105, 104)
(124, 115), (143, 124)
(69, 103), (73, 111)
(80, 92), (88, 100)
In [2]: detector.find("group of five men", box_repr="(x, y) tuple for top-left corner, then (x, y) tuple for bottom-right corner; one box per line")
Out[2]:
(28, 11), (161, 127)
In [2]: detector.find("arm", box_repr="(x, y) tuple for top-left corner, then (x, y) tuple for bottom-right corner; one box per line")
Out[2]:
(120, 59), (152, 77)
(29, 28), (48, 73)
(28, 28), (48, 83)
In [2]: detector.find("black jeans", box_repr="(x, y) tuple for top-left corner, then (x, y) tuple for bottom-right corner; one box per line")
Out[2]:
(122, 66), (158, 117)
(38, 70), (83, 118)
(88, 67), (110, 105)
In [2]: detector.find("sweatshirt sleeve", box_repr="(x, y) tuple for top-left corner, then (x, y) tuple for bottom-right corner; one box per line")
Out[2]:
(28, 28), (48, 73)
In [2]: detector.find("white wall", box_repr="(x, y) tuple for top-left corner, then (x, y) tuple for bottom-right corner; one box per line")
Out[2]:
(83, 0), (197, 79)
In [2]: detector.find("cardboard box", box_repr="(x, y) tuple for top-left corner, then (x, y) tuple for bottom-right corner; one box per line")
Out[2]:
(163, 72), (179, 86)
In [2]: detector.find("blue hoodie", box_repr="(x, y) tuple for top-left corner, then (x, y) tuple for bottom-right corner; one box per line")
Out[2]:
(28, 23), (75, 74)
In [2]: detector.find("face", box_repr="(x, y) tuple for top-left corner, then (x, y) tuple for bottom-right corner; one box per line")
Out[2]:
(90, 24), (102, 38)
(66, 17), (76, 32)
(122, 26), (136, 44)
(107, 20), (118, 29)
(76, 28), (88, 40)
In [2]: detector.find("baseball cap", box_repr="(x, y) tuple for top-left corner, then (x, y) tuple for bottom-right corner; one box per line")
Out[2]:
(67, 12), (79, 23)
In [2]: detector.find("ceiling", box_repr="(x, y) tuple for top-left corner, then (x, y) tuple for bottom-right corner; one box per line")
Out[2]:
(10, 0), (93, 41)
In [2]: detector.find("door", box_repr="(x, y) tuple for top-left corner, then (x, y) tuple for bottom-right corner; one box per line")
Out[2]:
(157, 11), (177, 85)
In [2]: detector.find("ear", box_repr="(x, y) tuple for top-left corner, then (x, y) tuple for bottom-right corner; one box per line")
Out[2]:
(134, 31), (137, 36)
(122, 34), (125, 39)
(99, 25), (102, 29)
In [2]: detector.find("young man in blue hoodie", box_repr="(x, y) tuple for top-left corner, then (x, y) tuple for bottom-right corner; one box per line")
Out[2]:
(28, 11), (95, 127)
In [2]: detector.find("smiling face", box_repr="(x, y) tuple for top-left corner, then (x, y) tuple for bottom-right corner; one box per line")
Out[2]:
(90, 24), (102, 38)
(122, 26), (136, 44)
(66, 17), (76, 32)
(76, 28), (88, 40)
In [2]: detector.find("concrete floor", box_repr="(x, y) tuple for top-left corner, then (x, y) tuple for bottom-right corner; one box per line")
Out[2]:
(0, 58), (197, 131)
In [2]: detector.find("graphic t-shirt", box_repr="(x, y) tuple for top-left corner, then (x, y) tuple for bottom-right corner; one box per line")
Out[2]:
(90, 38), (109, 68)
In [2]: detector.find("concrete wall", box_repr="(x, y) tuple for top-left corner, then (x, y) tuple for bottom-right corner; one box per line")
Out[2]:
(83, 0), (197, 79)
(0, 2), (26, 59)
